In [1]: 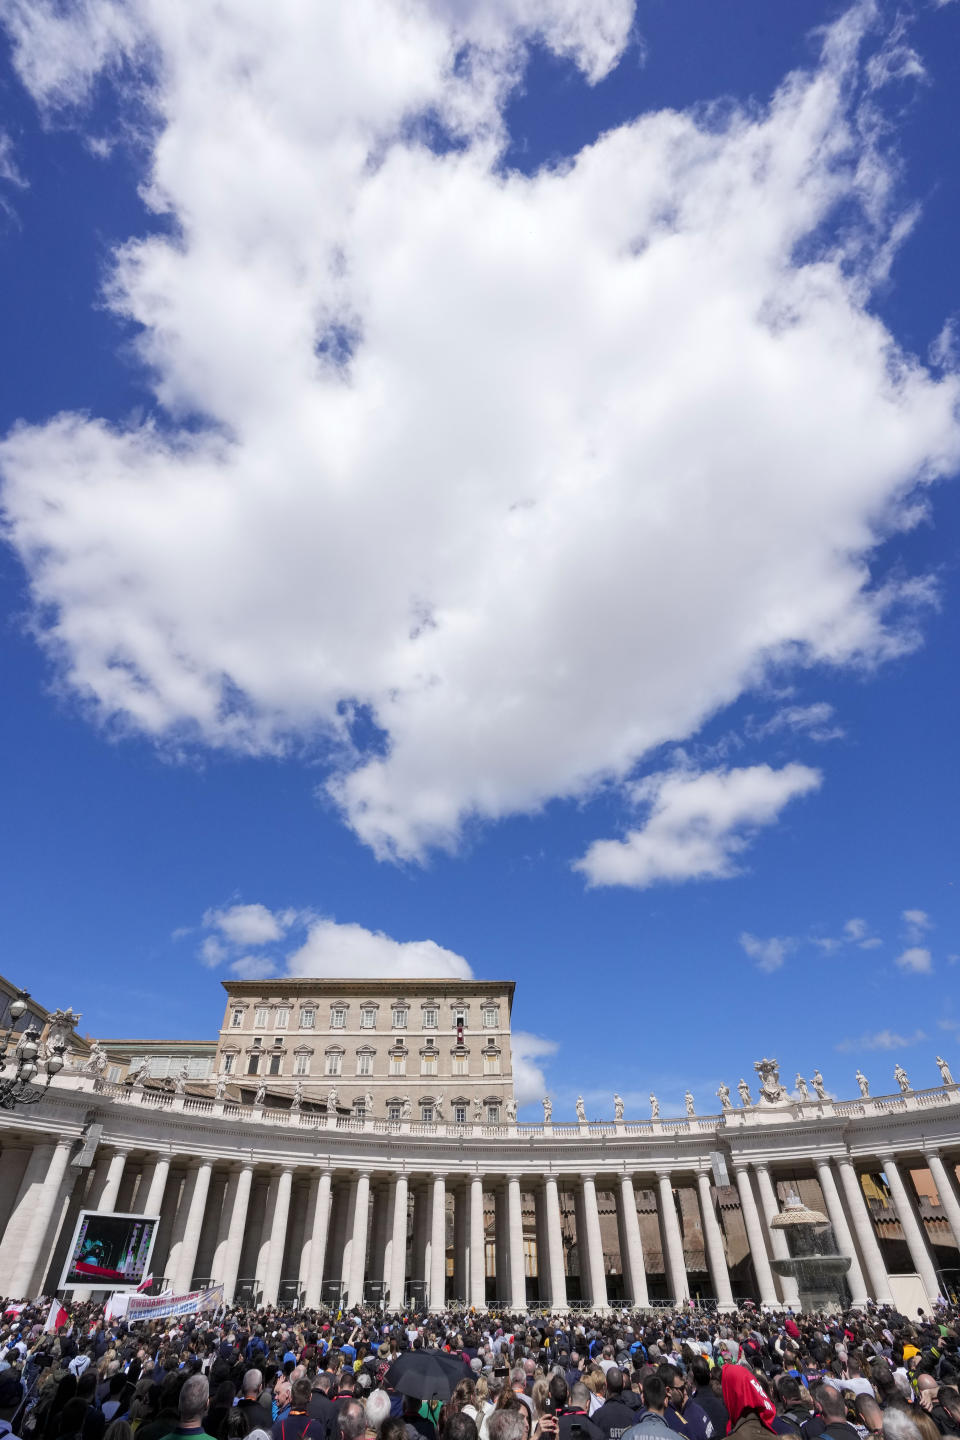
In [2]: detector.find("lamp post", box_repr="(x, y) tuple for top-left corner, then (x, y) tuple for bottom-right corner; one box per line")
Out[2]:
(0, 989), (67, 1110)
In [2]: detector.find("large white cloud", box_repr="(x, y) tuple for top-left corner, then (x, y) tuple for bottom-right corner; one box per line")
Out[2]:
(286, 918), (473, 981)
(576, 762), (821, 888)
(1, 1), (959, 862)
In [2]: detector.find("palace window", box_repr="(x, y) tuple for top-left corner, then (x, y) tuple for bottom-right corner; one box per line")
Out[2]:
(300, 1009), (316, 1030)
(247, 1054), (260, 1075)
(255, 1007), (269, 1028)
(486, 1103), (500, 1124)
(231, 1008), (244, 1028)
(392, 1007), (408, 1029)
(325, 1049), (343, 1077)
(483, 1006), (498, 1028)
(222, 1053), (234, 1074)
(252, 1036), (262, 1048)
(389, 1052), (406, 1076)
(360, 1008), (376, 1029)
(388, 1103), (402, 1122)
(269, 1054), (282, 1076)
(294, 1052), (310, 1076)
(423, 1007), (438, 1029)
(107, 1065), (122, 1083)
(421, 1103), (434, 1123)
(330, 1006), (346, 1029)
(454, 1103), (467, 1125)
(453, 1052), (468, 1076)
(421, 1053), (438, 1077)
(453, 1009), (466, 1029)
(357, 1051), (374, 1076)
(275, 1009), (288, 1029)
(483, 1051), (500, 1075)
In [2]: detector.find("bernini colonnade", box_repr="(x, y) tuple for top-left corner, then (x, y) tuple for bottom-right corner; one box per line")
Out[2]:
(2, 1071), (960, 1309)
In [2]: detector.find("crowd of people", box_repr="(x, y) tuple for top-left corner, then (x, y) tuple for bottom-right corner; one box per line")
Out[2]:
(1, 1300), (959, 1440)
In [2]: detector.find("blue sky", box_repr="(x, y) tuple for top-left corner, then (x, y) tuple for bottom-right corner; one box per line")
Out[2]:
(0, 0), (958, 1118)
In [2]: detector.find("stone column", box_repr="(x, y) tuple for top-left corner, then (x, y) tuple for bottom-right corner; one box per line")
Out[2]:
(211, 1170), (239, 1284)
(835, 1156), (893, 1304)
(657, 1170), (690, 1303)
(733, 1163), (777, 1307)
(262, 1166), (294, 1306)
(753, 1164), (800, 1308)
(339, 1178), (358, 1293)
(304, 1170), (332, 1309)
(7, 1139), (74, 1300)
(370, 1184), (390, 1297)
(388, 1173), (408, 1309)
(172, 1160), (213, 1294)
(813, 1158), (868, 1307)
(543, 1176), (567, 1312)
(98, 1149), (129, 1214)
(494, 1186), (509, 1303)
(880, 1154), (939, 1302)
(469, 1176), (486, 1310)
(580, 1175), (609, 1310)
(617, 1175), (649, 1308)
(143, 1155), (171, 1216)
(429, 1173), (446, 1312)
(347, 1171), (371, 1309)
(695, 1172), (735, 1309)
(0, 1145), (55, 1291)
(452, 1183), (467, 1303)
(221, 1163), (254, 1304)
(926, 1152), (960, 1254)
(507, 1176), (526, 1309)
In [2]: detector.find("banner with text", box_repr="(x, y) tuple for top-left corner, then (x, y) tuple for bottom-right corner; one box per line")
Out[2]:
(126, 1283), (224, 1321)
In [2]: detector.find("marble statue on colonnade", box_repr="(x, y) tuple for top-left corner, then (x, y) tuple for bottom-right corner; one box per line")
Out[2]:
(473, 1097), (483, 1121)
(254, 1078), (266, 1105)
(754, 1057), (789, 1105)
(895, 1064), (910, 1093)
(649, 1093), (659, 1119)
(291, 1081), (303, 1110)
(401, 1096), (412, 1120)
(613, 1093), (624, 1121)
(84, 1041), (108, 1077)
(575, 1095), (586, 1122)
(795, 1073), (809, 1100)
(542, 1096), (552, 1122)
(126, 1057), (149, 1088)
(506, 1096), (516, 1122)
(812, 1070), (827, 1100)
(215, 1075), (226, 1100)
(684, 1090), (695, 1116)
(937, 1056), (954, 1085)
(737, 1077), (752, 1106)
(856, 1069), (870, 1098)
(326, 1086), (339, 1115)
(717, 1082), (732, 1110)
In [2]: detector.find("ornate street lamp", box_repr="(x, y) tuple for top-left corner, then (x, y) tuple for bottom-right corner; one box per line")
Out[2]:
(0, 989), (67, 1110)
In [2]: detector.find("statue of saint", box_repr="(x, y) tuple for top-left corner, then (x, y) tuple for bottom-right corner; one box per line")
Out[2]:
(575, 1095), (586, 1123)
(254, 1078), (266, 1106)
(737, 1078), (752, 1107)
(684, 1090), (695, 1117)
(894, 1064), (910, 1094)
(649, 1093), (660, 1120)
(543, 1096), (552, 1123)
(936, 1056), (954, 1086)
(84, 1041), (108, 1076)
(855, 1069), (869, 1098)
(795, 1073), (809, 1100)
(291, 1081), (304, 1110)
(364, 1089), (374, 1116)
(811, 1070), (827, 1100)
(126, 1057), (149, 1088)
(326, 1086), (339, 1114)
(506, 1096), (517, 1122)
(473, 1096), (483, 1121)
(716, 1082), (732, 1111)
(173, 1064), (190, 1094)
(401, 1096), (412, 1120)
(214, 1075), (226, 1101)
(433, 1096), (444, 1123)
(614, 1093), (624, 1122)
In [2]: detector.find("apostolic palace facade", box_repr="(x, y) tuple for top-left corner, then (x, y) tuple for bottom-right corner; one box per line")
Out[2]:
(2, 972), (960, 1313)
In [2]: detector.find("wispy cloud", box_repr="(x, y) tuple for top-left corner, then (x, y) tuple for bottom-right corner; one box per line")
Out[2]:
(896, 946), (933, 975)
(836, 1028), (927, 1052)
(740, 932), (795, 974)
(751, 701), (845, 743)
(903, 908), (932, 943)
(512, 1032), (559, 1107)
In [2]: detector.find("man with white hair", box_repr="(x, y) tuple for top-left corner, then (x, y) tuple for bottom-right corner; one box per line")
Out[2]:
(365, 1390), (391, 1438)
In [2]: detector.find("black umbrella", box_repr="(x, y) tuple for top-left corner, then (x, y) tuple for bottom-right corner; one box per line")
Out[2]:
(385, 1349), (471, 1402)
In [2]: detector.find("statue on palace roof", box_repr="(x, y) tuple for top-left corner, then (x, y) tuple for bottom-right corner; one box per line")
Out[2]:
(894, 1063), (910, 1094)
(575, 1095), (586, 1123)
(614, 1093), (624, 1122)
(543, 1095), (552, 1123)
(811, 1070), (827, 1100)
(937, 1056), (954, 1086)
(650, 1093), (659, 1120)
(754, 1057), (789, 1105)
(856, 1069), (869, 1098)
(795, 1073), (809, 1100)
(737, 1078), (752, 1106)
(684, 1090), (695, 1116)
(717, 1082), (732, 1111)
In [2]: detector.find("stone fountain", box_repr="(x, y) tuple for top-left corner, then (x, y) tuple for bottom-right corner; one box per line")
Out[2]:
(770, 1193), (852, 1312)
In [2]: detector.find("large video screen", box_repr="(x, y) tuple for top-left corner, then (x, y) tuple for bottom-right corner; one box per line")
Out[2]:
(59, 1210), (159, 1291)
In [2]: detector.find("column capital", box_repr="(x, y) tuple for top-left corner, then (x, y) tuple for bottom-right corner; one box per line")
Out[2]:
(654, 1166), (675, 1181)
